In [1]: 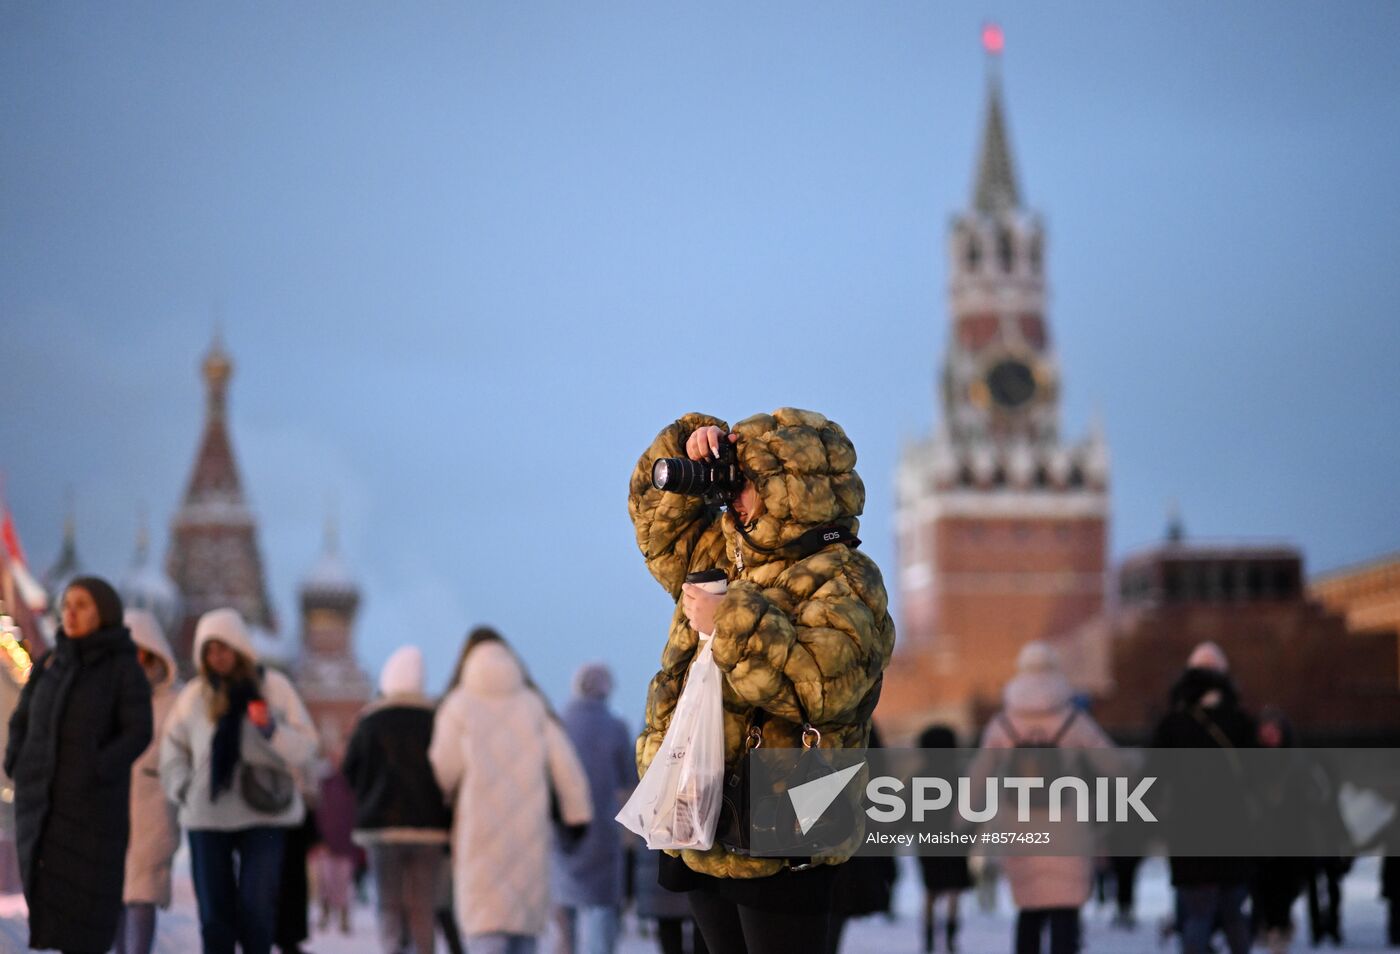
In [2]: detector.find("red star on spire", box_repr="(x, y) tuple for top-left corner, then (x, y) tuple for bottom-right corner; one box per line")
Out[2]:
(982, 22), (1005, 56)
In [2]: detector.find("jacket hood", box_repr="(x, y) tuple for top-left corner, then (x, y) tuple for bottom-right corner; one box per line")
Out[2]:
(1170, 666), (1239, 709)
(1005, 671), (1074, 714)
(725, 407), (864, 562)
(193, 607), (256, 668)
(379, 645), (425, 697)
(460, 641), (525, 697)
(124, 608), (176, 690)
(1003, 641), (1073, 714)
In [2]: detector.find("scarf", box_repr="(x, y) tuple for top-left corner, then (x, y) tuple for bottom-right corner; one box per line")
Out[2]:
(209, 673), (261, 801)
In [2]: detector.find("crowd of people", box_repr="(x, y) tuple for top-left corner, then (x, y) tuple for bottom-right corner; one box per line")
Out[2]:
(2, 410), (1397, 954)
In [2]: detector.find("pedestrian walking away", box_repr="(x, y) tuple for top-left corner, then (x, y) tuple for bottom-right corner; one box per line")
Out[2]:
(550, 662), (635, 954)
(430, 632), (593, 954)
(343, 644), (452, 954)
(914, 724), (972, 953)
(973, 642), (1116, 954)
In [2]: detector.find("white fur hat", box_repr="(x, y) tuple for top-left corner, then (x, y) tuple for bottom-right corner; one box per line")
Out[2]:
(379, 645), (425, 697)
(1015, 641), (1061, 675)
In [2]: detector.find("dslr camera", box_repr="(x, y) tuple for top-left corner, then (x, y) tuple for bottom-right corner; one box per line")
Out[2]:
(652, 440), (742, 508)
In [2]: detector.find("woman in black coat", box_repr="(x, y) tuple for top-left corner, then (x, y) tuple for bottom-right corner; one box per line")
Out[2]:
(4, 577), (153, 953)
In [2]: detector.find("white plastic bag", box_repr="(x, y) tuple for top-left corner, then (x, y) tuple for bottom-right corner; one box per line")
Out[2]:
(616, 635), (726, 851)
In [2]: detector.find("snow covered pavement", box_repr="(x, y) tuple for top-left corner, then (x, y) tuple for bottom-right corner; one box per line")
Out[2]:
(1, 856), (1394, 953)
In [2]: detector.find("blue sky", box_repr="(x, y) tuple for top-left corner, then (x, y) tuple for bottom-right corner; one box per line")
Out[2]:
(3, 3), (1399, 718)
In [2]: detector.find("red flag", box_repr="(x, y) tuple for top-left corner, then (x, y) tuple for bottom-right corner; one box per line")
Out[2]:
(1, 507), (48, 613)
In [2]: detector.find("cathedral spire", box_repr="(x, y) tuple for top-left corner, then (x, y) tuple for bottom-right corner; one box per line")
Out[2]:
(323, 508), (339, 558)
(202, 326), (233, 421)
(133, 503), (150, 563)
(972, 24), (1021, 216)
(167, 333), (275, 670)
(181, 331), (245, 508)
(43, 493), (83, 597)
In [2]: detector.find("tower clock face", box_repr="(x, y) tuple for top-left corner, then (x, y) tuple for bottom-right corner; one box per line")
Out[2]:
(985, 359), (1037, 409)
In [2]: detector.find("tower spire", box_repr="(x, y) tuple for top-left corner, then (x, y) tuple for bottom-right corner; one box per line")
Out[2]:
(181, 331), (245, 507)
(972, 23), (1021, 215)
(202, 327), (232, 421)
(43, 490), (83, 597)
(168, 335), (276, 670)
(323, 507), (339, 557)
(134, 503), (150, 563)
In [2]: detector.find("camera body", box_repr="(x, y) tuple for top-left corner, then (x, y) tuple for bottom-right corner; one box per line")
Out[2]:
(652, 440), (743, 508)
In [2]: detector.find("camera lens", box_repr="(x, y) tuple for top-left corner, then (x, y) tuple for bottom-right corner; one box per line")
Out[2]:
(652, 457), (709, 494)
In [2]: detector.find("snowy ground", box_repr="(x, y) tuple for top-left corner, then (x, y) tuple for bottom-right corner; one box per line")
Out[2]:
(1, 855), (1393, 953)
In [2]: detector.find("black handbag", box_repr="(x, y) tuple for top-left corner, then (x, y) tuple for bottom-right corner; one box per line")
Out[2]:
(715, 702), (855, 864)
(239, 762), (296, 815)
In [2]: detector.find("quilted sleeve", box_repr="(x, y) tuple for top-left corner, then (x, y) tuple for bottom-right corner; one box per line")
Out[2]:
(628, 412), (731, 598)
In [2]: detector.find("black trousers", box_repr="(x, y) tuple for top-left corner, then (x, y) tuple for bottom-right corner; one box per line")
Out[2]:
(274, 815), (316, 950)
(1014, 907), (1080, 954)
(1305, 864), (1343, 942)
(1112, 856), (1141, 914)
(657, 916), (710, 954)
(688, 888), (832, 954)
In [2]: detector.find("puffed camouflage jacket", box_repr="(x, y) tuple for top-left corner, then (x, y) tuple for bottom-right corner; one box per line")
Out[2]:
(629, 407), (896, 879)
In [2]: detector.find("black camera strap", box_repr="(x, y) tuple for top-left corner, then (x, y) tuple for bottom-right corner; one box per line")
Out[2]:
(730, 518), (861, 560)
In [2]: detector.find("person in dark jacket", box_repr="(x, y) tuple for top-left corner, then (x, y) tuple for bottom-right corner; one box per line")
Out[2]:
(1250, 708), (1308, 954)
(1383, 849), (1400, 947)
(343, 645), (451, 954)
(1150, 641), (1257, 954)
(914, 725), (972, 953)
(5, 577), (153, 953)
(826, 723), (897, 954)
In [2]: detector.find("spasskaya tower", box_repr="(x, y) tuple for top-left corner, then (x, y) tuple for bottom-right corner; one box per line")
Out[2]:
(879, 28), (1110, 738)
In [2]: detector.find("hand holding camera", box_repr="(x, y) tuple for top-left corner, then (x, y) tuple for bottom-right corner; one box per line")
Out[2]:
(685, 426), (736, 461)
(652, 426), (743, 509)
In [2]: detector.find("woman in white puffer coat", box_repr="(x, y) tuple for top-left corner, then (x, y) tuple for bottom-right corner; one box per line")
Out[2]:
(429, 633), (592, 954)
(116, 608), (181, 954)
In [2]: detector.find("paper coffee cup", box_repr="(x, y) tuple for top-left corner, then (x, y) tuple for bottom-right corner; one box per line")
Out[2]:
(685, 569), (728, 639)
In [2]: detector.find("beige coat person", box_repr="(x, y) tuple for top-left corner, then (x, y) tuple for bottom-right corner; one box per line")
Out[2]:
(122, 609), (181, 907)
(976, 642), (1117, 912)
(429, 641), (592, 938)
